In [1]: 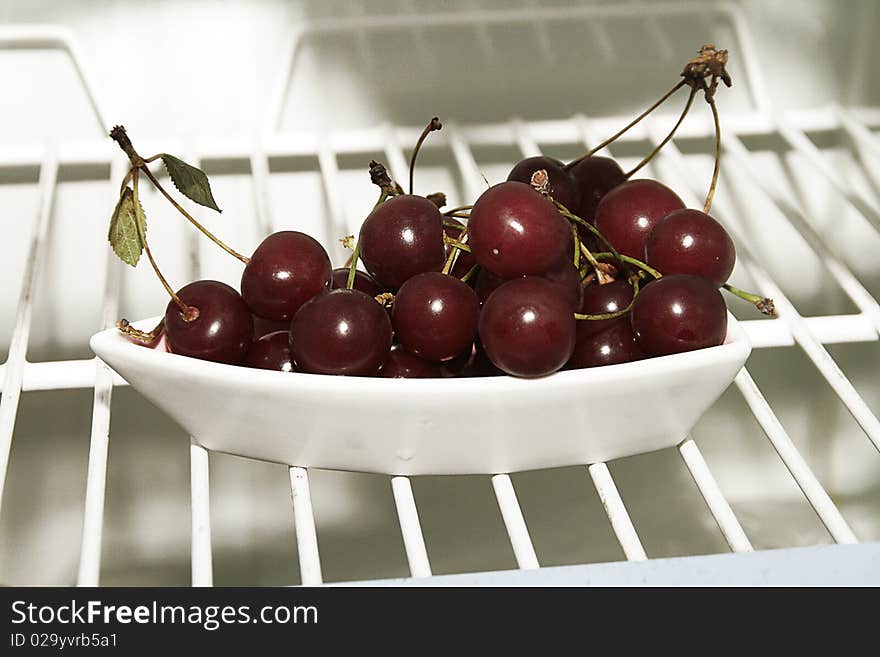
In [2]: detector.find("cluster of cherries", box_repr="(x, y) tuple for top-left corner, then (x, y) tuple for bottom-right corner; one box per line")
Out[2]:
(116, 45), (772, 380)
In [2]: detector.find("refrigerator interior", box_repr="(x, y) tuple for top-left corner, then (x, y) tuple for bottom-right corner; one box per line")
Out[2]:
(0, 0), (879, 585)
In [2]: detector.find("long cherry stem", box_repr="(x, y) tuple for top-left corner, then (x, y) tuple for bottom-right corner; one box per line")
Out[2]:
(565, 80), (686, 170)
(591, 252), (662, 279)
(443, 205), (473, 216)
(132, 171), (196, 320)
(703, 96), (722, 213)
(141, 167), (249, 265)
(117, 317), (165, 344)
(549, 198), (627, 272)
(409, 117), (442, 195)
(625, 85), (696, 179)
(574, 278), (640, 321)
(442, 224), (469, 275)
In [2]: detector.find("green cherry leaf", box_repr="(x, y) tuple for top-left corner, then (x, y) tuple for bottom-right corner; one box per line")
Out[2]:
(161, 154), (221, 212)
(108, 186), (145, 267)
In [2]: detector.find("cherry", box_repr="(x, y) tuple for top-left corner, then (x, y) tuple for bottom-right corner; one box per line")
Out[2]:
(380, 346), (442, 378)
(358, 194), (446, 289)
(440, 343), (475, 377)
(568, 317), (644, 369)
(460, 340), (503, 377)
(576, 280), (635, 338)
(630, 274), (727, 356)
(290, 288), (392, 376)
(479, 277), (576, 378)
(468, 181), (570, 278)
(392, 272), (480, 362)
(644, 209), (736, 286)
(444, 219), (476, 279)
(594, 179), (685, 260)
(253, 315), (289, 339)
(243, 330), (294, 372)
(507, 156), (579, 212)
(543, 259), (584, 312)
(241, 231), (332, 321)
(164, 280), (253, 364)
(331, 267), (383, 296)
(568, 155), (626, 223)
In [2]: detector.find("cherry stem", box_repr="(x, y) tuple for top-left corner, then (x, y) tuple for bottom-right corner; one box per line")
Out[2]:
(572, 224), (581, 268)
(131, 171), (197, 321)
(550, 198), (627, 272)
(444, 212), (472, 220)
(591, 251), (663, 279)
(442, 224), (469, 275)
(444, 205), (473, 216)
(409, 117), (442, 195)
(460, 264), (479, 284)
(117, 317), (165, 344)
(110, 126), (249, 266)
(722, 282), (776, 316)
(574, 278), (640, 321)
(625, 85), (697, 179)
(141, 167), (249, 265)
(565, 80), (686, 170)
(348, 188), (389, 288)
(703, 96), (721, 214)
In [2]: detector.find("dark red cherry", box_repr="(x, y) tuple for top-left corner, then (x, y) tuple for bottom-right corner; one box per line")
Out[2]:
(253, 315), (289, 339)
(568, 317), (644, 369)
(507, 156), (579, 211)
(594, 179), (685, 260)
(392, 272), (480, 362)
(460, 340), (503, 377)
(241, 231), (332, 321)
(331, 267), (383, 296)
(439, 343), (475, 377)
(290, 288), (392, 376)
(543, 259), (584, 312)
(576, 280), (635, 338)
(479, 277), (576, 377)
(358, 194), (446, 289)
(630, 274), (728, 356)
(243, 330), (294, 372)
(380, 346), (442, 378)
(645, 209), (736, 286)
(569, 156), (626, 223)
(444, 219), (477, 279)
(468, 181), (570, 278)
(165, 280), (253, 364)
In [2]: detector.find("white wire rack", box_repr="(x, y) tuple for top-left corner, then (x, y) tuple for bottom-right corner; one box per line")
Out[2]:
(0, 3), (878, 586)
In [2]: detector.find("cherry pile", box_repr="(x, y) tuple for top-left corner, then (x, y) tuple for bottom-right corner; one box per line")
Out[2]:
(110, 45), (774, 380)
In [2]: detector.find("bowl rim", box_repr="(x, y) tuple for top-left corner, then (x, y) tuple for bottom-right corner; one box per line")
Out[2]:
(90, 313), (752, 395)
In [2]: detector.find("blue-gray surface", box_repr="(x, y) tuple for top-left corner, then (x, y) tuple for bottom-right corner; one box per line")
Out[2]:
(334, 543), (879, 586)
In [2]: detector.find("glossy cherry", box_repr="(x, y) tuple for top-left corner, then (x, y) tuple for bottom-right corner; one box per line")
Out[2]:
(594, 179), (685, 260)
(241, 231), (332, 321)
(290, 288), (392, 376)
(165, 280), (253, 364)
(392, 272), (480, 362)
(358, 194), (446, 289)
(468, 181), (570, 278)
(630, 274), (727, 356)
(576, 280), (635, 338)
(507, 156), (579, 211)
(479, 277), (576, 377)
(379, 346), (442, 378)
(645, 209), (736, 286)
(568, 155), (626, 224)
(567, 317), (644, 369)
(331, 267), (383, 296)
(243, 330), (294, 372)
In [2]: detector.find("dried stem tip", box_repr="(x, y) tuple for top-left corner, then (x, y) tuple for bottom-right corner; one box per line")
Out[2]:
(426, 192), (447, 209)
(681, 44), (732, 102)
(530, 169), (550, 196)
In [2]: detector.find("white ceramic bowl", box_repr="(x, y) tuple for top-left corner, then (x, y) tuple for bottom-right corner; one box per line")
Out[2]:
(90, 315), (750, 475)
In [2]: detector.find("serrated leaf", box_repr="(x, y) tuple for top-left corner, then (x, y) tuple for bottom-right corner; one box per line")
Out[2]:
(108, 187), (145, 267)
(162, 154), (221, 212)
